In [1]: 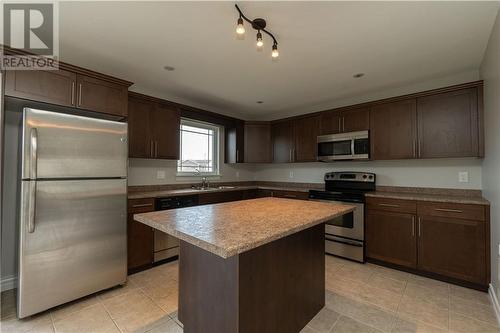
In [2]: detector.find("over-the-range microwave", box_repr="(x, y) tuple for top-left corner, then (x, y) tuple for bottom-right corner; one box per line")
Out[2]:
(317, 130), (370, 161)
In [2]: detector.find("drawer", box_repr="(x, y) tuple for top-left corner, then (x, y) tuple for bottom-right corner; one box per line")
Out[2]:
(272, 190), (309, 200)
(417, 202), (486, 221)
(366, 197), (417, 214)
(128, 198), (155, 213)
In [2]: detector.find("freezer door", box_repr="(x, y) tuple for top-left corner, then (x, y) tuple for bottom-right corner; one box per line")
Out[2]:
(22, 108), (127, 179)
(18, 179), (127, 318)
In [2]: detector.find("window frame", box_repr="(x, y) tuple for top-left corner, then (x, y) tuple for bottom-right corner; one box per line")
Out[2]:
(176, 118), (220, 177)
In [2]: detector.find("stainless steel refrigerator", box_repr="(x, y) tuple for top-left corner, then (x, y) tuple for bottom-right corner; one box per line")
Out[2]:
(18, 108), (128, 318)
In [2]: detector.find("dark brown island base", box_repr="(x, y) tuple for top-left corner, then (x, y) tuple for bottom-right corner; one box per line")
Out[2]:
(134, 197), (354, 333)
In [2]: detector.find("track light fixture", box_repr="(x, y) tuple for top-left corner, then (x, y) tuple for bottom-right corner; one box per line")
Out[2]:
(234, 4), (279, 59)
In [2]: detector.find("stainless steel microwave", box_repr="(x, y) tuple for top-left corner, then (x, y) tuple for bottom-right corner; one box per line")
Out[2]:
(317, 130), (370, 161)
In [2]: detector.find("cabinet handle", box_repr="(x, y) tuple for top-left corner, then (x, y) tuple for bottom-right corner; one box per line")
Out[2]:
(338, 118), (341, 132)
(155, 141), (158, 158)
(418, 217), (421, 237)
(236, 149), (239, 163)
(378, 203), (400, 208)
(150, 141), (154, 158)
(413, 138), (416, 158)
(71, 82), (75, 105)
(289, 149), (292, 162)
(283, 194), (297, 198)
(435, 208), (463, 213)
(412, 216), (415, 237)
(78, 83), (82, 106)
(418, 138), (421, 158)
(342, 117), (345, 132)
(132, 203), (153, 208)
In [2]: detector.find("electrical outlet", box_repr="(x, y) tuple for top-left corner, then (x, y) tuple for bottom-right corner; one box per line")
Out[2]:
(458, 171), (469, 183)
(289, 171), (294, 179)
(156, 170), (166, 179)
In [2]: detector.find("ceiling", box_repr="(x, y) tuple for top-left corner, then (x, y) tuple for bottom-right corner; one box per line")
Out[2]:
(58, 1), (499, 120)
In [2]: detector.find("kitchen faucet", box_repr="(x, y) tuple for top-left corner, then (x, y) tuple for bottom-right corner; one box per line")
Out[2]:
(194, 168), (209, 189)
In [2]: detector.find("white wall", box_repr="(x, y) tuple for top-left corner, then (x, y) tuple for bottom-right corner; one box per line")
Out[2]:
(252, 159), (482, 189)
(480, 8), (500, 296)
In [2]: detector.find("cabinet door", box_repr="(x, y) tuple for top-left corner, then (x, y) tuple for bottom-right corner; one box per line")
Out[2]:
(340, 107), (370, 133)
(152, 104), (180, 159)
(198, 191), (244, 205)
(319, 111), (341, 135)
(127, 198), (155, 273)
(271, 121), (294, 163)
(77, 75), (128, 117)
(5, 69), (76, 107)
(366, 210), (417, 269)
(417, 216), (486, 285)
(244, 122), (271, 163)
(294, 116), (320, 162)
(225, 121), (244, 163)
(370, 99), (417, 160)
(128, 97), (154, 158)
(417, 88), (479, 158)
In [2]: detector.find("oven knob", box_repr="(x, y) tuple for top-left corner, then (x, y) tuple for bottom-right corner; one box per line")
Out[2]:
(325, 175), (330, 179)
(368, 175), (373, 179)
(362, 174), (367, 179)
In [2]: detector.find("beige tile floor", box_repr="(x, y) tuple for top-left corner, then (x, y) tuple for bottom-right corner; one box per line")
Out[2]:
(1, 256), (499, 333)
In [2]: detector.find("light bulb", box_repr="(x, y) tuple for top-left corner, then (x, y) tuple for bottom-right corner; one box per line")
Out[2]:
(272, 44), (279, 58)
(256, 31), (263, 49)
(236, 18), (245, 35)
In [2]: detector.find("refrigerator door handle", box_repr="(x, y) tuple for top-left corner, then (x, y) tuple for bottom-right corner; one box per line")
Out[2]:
(30, 128), (38, 179)
(28, 128), (38, 233)
(28, 180), (36, 233)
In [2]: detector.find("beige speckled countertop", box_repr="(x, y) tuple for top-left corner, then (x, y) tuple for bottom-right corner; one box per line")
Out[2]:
(134, 197), (354, 258)
(366, 190), (489, 205)
(127, 185), (311, 200)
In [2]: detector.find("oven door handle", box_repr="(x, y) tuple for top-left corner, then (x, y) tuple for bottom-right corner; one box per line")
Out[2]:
(325, 235), (363, 247)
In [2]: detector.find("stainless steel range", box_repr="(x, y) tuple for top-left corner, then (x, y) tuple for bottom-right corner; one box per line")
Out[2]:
(309, 171), (375, 262)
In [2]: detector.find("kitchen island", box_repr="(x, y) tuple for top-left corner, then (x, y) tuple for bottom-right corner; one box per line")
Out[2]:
(134, 197), (354, 333)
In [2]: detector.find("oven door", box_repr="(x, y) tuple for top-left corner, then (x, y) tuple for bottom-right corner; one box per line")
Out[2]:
(313, 200), (364, 240)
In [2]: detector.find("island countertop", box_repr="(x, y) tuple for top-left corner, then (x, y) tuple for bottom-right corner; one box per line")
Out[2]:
(134, 197), (354, 258)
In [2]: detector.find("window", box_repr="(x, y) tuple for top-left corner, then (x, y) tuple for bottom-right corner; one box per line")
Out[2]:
(177, 119), (219, 175)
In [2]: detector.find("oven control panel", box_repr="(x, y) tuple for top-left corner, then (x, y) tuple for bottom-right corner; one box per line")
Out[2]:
(324, 172), (375, 183)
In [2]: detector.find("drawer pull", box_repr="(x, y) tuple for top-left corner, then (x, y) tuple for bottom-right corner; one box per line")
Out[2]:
(412, 216), (415, 237)
(435, 208), (463, 213)
(378, 203), (400, 208)
(132, 203), (153, 208)
(283, 194), (297, 198)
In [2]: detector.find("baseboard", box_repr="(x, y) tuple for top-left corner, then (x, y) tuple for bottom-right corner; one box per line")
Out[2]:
(1, 275), (17, 291)
(489, 283), (500, 326)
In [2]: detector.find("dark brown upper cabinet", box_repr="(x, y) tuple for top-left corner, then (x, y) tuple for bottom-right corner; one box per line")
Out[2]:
(341, 107), (370, 133)
(370, 99), (417, 160)
(320, 110), (341, 135)
(244, 122), (272, 163)
(319, 107), (369, 135)
(417, 88), (479, 158)
(76, 75), (128, 117)
(225, 121), (245, 164)
(294, 115), (320, 162)
(5, 68), (131, 117)
(5, 69), (77, 107)
(128, 97), (153, 158)
(271, 120), (294, 163)
(128, 94), (180, 159)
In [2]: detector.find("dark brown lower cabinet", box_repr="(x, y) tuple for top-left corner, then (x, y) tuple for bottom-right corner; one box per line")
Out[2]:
(417, 215), (486, 285)
(366, 210), (417, 269)
(198, 190), (245, 205)
(366, 197), (490, 289)
(127, 198), (155, 273)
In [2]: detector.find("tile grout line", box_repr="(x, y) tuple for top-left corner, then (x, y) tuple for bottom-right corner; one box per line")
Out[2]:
(98, 295), (123, 333)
